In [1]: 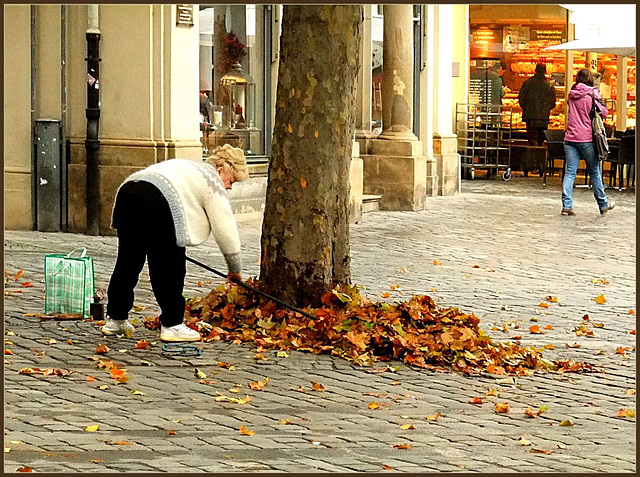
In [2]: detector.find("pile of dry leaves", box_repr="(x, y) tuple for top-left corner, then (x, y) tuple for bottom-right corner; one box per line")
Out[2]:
(179, 282), (596, 376)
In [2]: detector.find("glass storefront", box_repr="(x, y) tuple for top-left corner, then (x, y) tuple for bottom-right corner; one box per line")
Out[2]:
(198, 4), (268, 158)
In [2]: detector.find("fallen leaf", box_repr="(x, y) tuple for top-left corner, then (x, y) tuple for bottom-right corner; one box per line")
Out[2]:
(84, 425), (100, 432)
(16, 466), (33, 472)
(392, 443), (412, 450)
(21, 281), (33, 288)
(311, 381), (325, 392)
(494, 402), (510, 413)
(530, 448), (553, 454)
(277, 351), (289, 358)
(112, 441), (132, 445)
(90, 460), (104, 464)
(425, 413), (441, 421)
(109, 367), (126, 379)
(433, 260), (441, 266)
(300, 176), (307, 189)
(279, 419), (292, 425)
(545, 296), (558, 303)
(593, 294), (606, 304)
(368, 401), (379, 410)
(590, 277), (610, 284)
(240, 425), (255, 436)
(5, 349), (14, 355)
(95, 344), (109, 355)
(544, 344), (555, 350)
(400, 424), (415, 430)
(538, 302), (549, 308)
(517, 436), (532, 446)
(616, 408), (635, 418)
(559, 419), (574, 426)
(47, 339), (57, 345)
(486, 388), (499, 397)
(198, 379), (218, 385)
(194, 368), (207, 379)
(471, 264), (480, 269)
(168, 430), (177, 436)
(469, 397), (483, 404)
(626, 389), (636, 395)
(382, 464), (394, 470)
(629, 310), (635, 315)
(86, 375), (97, 382)
(14, 270), (24, 280)
(98, 385), (110, 390)
(134, 340), (151, 350)
(524, 407), (537, 418)
(543, 325), (553, 330)
(529, 325), (542, 334)
(565, 343), (581, 348)
(130, 390), (145, 396)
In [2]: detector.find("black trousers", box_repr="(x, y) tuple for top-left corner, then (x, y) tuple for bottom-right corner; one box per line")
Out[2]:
(526, 123), (548, 147)
(106, 181), (186, 327)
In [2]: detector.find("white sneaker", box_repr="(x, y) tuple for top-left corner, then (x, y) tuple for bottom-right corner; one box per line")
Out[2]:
(160, 323), (201, 342)
(101, 317), (134, 337)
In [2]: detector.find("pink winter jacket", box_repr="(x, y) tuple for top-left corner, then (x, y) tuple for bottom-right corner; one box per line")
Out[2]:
(564, 83), (608, 143)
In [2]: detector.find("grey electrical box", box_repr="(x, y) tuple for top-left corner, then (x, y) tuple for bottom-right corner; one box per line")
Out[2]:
(35, 119), (62, 232)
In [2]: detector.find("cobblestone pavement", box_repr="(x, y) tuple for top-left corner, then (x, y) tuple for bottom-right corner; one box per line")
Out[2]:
(4, 176), (636, 473)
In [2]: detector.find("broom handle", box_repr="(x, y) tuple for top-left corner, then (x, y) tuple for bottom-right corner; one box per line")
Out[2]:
(185, 256), (317, 321)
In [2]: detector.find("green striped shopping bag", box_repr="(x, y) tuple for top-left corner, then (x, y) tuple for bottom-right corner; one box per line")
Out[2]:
(44, 248), (95, 319)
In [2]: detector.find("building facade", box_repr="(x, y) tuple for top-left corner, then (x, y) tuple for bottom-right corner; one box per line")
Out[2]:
(4, 4), (469, 233)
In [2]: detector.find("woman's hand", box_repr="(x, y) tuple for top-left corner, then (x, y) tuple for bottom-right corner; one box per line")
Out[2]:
(226, 272), (242, 284)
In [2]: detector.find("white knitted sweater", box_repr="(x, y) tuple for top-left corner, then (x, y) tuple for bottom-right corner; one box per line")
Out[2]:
(112, 159), (242, 273)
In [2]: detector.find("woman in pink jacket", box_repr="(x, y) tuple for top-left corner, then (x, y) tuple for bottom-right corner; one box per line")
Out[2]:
(562, 68), (615, 216)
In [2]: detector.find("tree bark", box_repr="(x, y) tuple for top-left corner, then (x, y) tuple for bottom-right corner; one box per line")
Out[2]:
(260, 5), (362, 307)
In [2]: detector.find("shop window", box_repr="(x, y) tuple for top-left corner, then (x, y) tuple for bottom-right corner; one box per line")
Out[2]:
(199, 5), (267, 158)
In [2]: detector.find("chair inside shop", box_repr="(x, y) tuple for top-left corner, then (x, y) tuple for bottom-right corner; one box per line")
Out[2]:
(542, 129), (566, 186)
(614, 132), (636, 190)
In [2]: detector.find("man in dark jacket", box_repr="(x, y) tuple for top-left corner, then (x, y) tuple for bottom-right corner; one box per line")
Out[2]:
(518, 63), (557, 146)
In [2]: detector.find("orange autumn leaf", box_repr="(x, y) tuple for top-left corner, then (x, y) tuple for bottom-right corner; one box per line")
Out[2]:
(21, 282), (34, 288)
(486, 364), (506, 375)
(392, 443), (412, 450)
(5, 349), (14, 355)
(86, 375), (97, 382)
(524, 407), (537, 418)
(112, 441), (132, 445)
(382, 464), (394, 470)
(543, 325), (553, 330)
(593, 294), (606, 304)
(494, 402), (510, 413)
(109, 367), (126, 379)
(368, 401), (380, 410)
(95, 344), (109, 355)
(628, 309), (635, 315)
(425, 413), (441, 421)
(167, 430), (177, 436)
(538, 302), (549, 308)
(248, 377), (269, 391)
(545, 296), (558, 302)
(433, 260), (441, 266)
(565, 343), (581, 348)
(286, 123), (293, 133)
(311, 381), (325, 392)
(134, 340), (151, 350)
(381, 292), (390, 298)
(16, 466), (33, 472)
(114, 375), (130, 384)
(14, 270), (24, 281)
(529, 325), (542, 334)
(300, 176), (307, 188)
(530, 448), (553, 454)
(469, 397), (483, 404)
(631, 330), (636, 335)
(240, 425), (255, 436)
(314, 130), (319, 138)
(544, 344), (555, 350)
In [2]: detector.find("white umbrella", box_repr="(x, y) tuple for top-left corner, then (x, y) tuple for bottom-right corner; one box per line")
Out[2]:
(545, 38), (636, 57)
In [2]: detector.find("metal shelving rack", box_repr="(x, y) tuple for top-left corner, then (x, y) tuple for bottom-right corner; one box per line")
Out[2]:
(455, 103), (513, 180)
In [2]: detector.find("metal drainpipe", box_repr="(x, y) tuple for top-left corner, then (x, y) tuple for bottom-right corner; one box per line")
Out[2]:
(31, 6), (37, 229)
(85, 5), (101, 235)
(61, 5), (67, 232)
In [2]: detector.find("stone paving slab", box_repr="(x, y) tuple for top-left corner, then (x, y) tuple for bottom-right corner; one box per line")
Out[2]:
(3, 176), (636, 472)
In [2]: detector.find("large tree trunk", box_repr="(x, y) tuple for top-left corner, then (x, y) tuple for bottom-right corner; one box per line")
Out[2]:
(260, 6), (362, 307)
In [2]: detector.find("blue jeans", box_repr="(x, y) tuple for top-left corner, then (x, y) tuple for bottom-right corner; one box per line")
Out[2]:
(562, 141), (609, 211)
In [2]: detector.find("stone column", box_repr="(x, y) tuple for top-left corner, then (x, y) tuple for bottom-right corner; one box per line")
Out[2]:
(432, 4), (459, 196)
(362, 4), (426, 210)
(379, 4), (417, 141)
(354, 5), (377, 155)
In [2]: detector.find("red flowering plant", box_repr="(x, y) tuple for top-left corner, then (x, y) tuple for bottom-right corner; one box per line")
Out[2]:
(214, 16), (246, 75)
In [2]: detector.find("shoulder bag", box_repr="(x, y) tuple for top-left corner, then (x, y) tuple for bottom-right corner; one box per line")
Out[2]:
(590, 91), (610, 161)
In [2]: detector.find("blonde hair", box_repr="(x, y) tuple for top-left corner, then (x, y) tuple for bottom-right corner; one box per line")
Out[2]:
(206, 144), (248, 182)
